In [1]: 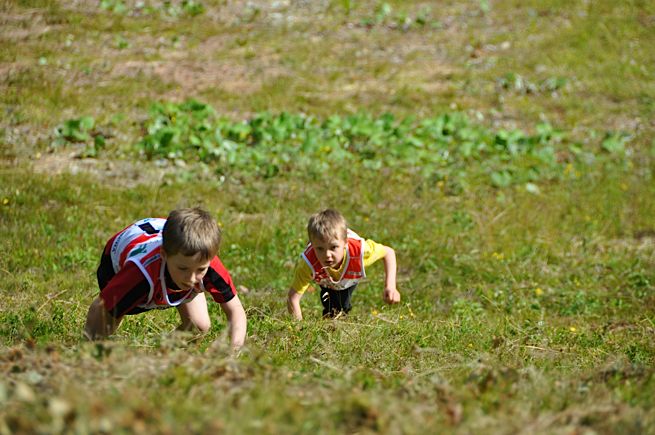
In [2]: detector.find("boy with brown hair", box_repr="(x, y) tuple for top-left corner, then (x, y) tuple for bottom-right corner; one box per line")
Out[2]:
(84, 207), (247, 349)
(287, 209), (400, 320)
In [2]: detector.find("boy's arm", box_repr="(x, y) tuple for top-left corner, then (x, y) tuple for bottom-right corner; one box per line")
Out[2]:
(84, 296), (121, 340)
(287, 257), (313, 320)
(287, 289), (304, 320)
(220, 295), (247, 350)
(381, 246), (401, 304)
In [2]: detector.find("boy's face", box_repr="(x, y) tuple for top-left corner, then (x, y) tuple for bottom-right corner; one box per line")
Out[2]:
(311, 236), (347, 269)
(162, 251), (211, 290)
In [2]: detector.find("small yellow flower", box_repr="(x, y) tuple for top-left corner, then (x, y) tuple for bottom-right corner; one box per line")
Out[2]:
(534, 287), (543, 296)
(2, 198), (8, 206)
(492, 252), (504, 261)
(399, 315), (404, 320)
(371, 309), (379, 316)
(437, 180), (445, 188)
(569, 326), (577, 332)
(468, 343), (473, 348)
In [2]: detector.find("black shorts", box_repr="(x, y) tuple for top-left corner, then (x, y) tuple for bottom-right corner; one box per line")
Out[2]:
(320, 284), (357, 317)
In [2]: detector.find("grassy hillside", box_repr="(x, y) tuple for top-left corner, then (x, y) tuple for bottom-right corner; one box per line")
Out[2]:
(1, 0), (654, 433)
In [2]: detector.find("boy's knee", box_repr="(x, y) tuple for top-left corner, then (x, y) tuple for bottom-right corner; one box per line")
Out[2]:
(179, 317), (211, 333)
(195, 319), (211, 333)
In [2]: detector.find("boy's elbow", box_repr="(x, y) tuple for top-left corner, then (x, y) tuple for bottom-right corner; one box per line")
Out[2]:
(225, 296), (246, 318)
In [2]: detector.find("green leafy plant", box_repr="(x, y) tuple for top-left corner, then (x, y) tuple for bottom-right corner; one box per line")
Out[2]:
(100, 0), (127, 14)
(99, 0), (204, 17)
(360, 3), (433, 30)
(132, 100), (624, 188)
(55, 116), (95, 143)
(52, 116), (107, 157)
(601, 132), (631, 154)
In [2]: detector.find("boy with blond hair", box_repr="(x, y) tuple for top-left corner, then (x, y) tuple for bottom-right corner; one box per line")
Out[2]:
(287, 209), (400, 320)
(84, 207), (247, 349)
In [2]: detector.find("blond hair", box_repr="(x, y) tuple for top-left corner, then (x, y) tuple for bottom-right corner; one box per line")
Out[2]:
(162, 207), (221, 260)
(307, 209), (347, 242)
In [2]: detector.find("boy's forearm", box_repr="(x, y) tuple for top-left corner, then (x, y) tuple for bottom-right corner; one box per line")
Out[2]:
(228, 312), (247, 349)
(383, 246), (398, 290)
(223, 297), (247, 349)
(287, 289), (303, 320)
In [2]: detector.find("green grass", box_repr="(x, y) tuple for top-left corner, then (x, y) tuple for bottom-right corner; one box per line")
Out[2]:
(1, 0), (655, 433)
(1, 161), (654, 432)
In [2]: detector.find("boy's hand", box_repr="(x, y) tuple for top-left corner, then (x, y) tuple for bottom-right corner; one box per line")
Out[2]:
(383, 287), (401, 304)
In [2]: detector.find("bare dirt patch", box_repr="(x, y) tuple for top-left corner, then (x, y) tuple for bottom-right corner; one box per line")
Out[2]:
(110, 59), (270, 96)
(31, 151), (168, 187)
(0, 9), (52, 40)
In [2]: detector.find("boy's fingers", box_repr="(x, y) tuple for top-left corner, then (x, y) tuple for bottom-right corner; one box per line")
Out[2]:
(383, 290), (401, 304)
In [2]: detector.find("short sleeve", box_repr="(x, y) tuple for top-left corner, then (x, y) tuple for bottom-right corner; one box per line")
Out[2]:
(204, 256), (237, 303)
(289, 257), (314, 295)
(362, 239), (387, 267)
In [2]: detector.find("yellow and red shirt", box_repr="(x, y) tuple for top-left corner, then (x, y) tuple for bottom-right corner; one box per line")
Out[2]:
(290, 229), (388, 294)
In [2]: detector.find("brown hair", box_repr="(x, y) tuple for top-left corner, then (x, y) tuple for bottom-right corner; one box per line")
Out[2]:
(307, 209), (347, 242)
(162, 207), (221, 260)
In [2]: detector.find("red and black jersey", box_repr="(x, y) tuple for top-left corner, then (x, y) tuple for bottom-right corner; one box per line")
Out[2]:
(96, 218), (236, 318)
